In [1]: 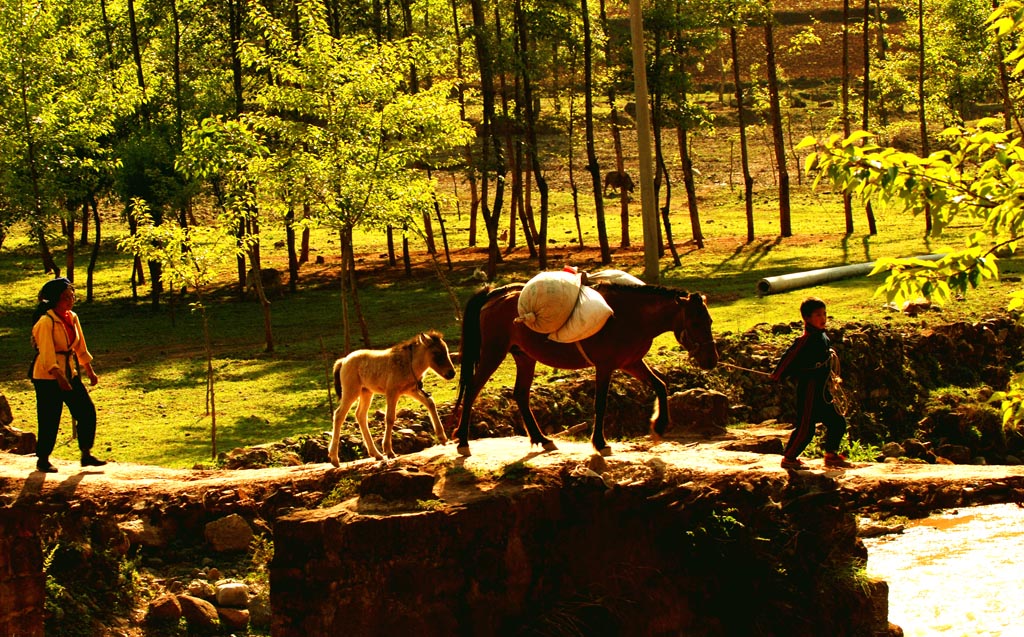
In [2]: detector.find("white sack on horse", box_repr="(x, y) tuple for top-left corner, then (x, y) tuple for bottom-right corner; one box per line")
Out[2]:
(548, 286), (614, 343)
(586, 269), (645, 287)
(517, 270), (582, 334)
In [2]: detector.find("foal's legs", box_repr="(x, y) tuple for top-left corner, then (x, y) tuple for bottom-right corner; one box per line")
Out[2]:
(382, 391), (401, 459)
(354, 388), (384, 460)
(329, 387), (369, 466)
(510, 351), (557, 451)
(622, 360), (670, 437)
(406, 387), (448, 445)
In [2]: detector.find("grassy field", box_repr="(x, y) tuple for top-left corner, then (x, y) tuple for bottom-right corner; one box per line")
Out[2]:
(8, 90), (1024, 471)
(1, 172), (1021, 468)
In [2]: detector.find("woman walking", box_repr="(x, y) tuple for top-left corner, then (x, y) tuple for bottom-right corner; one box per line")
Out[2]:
(29, 277), (108, 473)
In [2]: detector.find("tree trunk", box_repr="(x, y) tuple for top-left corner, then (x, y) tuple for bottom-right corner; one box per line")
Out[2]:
(386, 226), (397, 265)
(344, 230), (371, 348)
(469, 0), (508, 279)
(994, 10), (1020, 135)
(731, 27), (755, 244)
(127, 0), (147, 101)
(862, 0), (878, 235)
(286, 203), (299, 293)
(678, 126), (703, 250)
(65, 208), (76, 283)
(300, 202), (311, 263)
(16, 43), (58, 275)
(514, 0), (549, 270)
(87, 196), (100, 303)
(628, 0), (659, 281)
(842, 0), (854, 235)
(586, 0), (611, 263)
(564, 44), (585, 248)
(601, 0), (629, 249)
(80, 200), (89, 247)
(917, 0), (932, 235)
(764, 15), (791, 237)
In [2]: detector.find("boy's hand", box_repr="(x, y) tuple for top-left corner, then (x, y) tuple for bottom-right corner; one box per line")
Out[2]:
(54, 372), (72, 391)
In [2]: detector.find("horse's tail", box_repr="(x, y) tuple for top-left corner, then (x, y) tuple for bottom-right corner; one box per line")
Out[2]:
(332, 358), (344, 400)
(456, 286), (492, 401)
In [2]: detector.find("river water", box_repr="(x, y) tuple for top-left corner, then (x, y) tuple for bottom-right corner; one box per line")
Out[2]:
(863, 503), (1024, 637)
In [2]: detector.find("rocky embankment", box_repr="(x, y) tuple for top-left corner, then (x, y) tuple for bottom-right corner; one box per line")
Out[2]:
(2, 315), (1024, 636)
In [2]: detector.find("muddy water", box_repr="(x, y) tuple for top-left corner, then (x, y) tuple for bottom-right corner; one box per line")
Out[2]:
(863, 503), (1024, 637)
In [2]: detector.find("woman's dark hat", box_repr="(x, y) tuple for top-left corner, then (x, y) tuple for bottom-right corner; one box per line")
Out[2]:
(38, 277), (72, 304)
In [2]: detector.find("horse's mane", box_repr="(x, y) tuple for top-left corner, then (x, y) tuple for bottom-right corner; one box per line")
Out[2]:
(394, 329), (444, 351)
(591, 281), (691, 297)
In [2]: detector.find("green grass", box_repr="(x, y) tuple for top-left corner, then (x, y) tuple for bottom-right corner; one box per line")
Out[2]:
(1, 183), (1020, 468)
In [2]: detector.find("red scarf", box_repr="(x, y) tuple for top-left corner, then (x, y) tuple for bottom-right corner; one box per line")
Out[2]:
(55, 310), (75, 344)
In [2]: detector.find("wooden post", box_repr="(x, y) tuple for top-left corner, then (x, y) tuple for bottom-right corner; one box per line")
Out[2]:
(628, 0), (659, 283)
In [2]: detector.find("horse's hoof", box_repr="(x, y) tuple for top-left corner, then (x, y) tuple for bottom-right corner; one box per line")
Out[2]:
(649, 432), (663, 443)
(457, 445), (471, 457)
(329, 458), (340, 468)
(598, 446), (612, 457)
(541, 441), (558, 452)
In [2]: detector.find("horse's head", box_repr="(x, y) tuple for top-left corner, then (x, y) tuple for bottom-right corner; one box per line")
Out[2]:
(419, 331), (457, 380)
(673, 293), (719, 370)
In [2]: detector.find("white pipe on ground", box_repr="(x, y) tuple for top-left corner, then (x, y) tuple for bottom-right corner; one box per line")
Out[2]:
(755, 254), (945, 296)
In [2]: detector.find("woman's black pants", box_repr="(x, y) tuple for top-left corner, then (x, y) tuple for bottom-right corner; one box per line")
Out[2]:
(33, 377), (97, 461)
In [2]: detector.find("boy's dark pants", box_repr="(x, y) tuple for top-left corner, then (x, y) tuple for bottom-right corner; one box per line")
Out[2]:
(33, 377), (97, 462)
(783, 377), (847, 459)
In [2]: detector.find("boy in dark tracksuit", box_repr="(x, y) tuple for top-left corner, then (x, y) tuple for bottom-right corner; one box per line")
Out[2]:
(770, 297), (851, 470)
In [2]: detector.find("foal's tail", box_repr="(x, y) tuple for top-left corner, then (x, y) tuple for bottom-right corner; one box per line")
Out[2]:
(332, 358), (344, 400)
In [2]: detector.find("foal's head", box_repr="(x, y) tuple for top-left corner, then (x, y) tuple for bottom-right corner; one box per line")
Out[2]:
(673, 293), (719, 370)
(415, 330), (457, 380)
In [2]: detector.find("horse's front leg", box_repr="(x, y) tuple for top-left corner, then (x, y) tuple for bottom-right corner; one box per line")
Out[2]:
(457, 351), (508, 456)
(622, 360), (670, 438)
(511, 351), (556, 451)
(592, 368), (614, 456)
(409, 387), (448, 445)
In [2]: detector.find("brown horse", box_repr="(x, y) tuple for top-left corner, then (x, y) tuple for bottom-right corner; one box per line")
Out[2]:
(454, 282), (718, 456)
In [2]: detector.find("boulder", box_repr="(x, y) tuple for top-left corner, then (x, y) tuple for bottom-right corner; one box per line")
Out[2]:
(668, 388), (731, 435)
(215, 581), (249, 608)
(145, 594), (181, 624)
(177, 594), (219, 635)
(358, 467), (435, 502)
(118, 517), (167, 549)
(217, 606), (250, 631)
(204, 514), (254, 552)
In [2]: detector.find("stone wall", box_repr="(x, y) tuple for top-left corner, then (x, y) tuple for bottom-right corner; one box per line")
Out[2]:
(271, 469), (889, 637)
(0, 507), (43, 637)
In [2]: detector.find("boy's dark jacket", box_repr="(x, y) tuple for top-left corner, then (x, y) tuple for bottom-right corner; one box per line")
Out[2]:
(770, 325), (832, 383)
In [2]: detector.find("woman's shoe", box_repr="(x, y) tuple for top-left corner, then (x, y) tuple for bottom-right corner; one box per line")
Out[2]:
(81, 454), (108, 467)
(36, 460), (58, 473)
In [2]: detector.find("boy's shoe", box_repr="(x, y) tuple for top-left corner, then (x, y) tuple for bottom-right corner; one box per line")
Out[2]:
(81, 454), (108, 468)
(780, 456), (807, 470)
(36, 460), (58, 473)
(823, 452), (854, 469)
